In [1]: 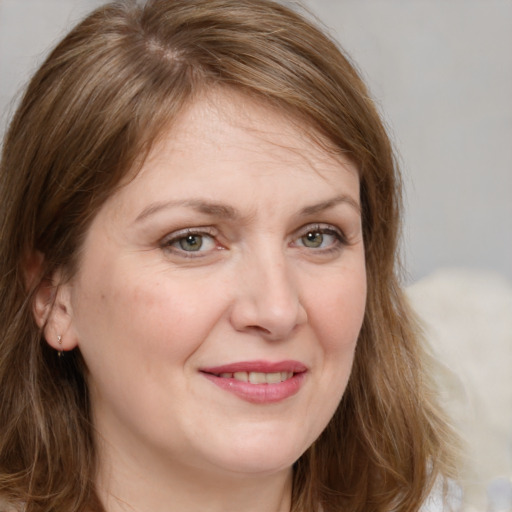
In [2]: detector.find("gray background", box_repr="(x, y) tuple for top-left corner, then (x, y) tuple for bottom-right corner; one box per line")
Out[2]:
(1, 0), (511, 284)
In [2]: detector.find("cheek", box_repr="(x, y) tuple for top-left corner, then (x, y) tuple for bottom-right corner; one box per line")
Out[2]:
(70, 267), (221, 427)
(309, 261), (366, 391)
(72, 262), (225, 368)
(294, 264), (365, 446)
(313, 264), (367, 348)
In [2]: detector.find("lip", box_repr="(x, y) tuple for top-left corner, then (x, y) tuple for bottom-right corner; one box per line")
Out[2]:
(202, 360), (308, 374)
(200, 360), (307, 404)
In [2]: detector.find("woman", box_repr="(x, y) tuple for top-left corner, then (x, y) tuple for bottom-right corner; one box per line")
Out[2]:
(0, 1), (458, 511)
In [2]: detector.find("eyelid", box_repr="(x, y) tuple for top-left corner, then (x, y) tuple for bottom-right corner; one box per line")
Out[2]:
(295, 223), (346, 240)
(159, 222), (350, 259)
(160, 227), (222, 257)
(291, 223), (348, 250)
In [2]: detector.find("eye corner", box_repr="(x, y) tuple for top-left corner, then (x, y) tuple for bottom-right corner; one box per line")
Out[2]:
(291, 222), (348, 254)
(160, 227), (225, 259)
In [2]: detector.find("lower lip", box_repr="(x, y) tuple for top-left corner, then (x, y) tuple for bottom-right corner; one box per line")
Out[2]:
(201, 372), (306, 404)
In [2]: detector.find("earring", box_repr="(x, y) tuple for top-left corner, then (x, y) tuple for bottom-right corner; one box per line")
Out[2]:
(57, 335), (63, 357)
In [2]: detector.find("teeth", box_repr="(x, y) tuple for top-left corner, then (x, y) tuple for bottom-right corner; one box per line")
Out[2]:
(217, 371), (294, 384)
(266, 372), (282, 384)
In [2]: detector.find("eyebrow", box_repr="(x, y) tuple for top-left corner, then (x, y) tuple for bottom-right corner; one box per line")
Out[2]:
(134, 194), (360, 224)
(135, 199), (239, 223)
(299, 195), (360, 216)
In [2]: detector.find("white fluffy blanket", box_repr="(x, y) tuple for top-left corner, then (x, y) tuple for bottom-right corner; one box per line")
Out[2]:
(407, 268), (512, 512)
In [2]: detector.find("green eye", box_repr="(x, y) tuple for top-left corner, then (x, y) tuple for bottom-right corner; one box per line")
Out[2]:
(301, 231), (324, 248)
(163, 230), (217, 256)
(178, 234), (203, 251)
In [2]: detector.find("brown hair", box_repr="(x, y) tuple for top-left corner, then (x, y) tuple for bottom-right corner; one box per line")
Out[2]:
(0, 1), (457, 510)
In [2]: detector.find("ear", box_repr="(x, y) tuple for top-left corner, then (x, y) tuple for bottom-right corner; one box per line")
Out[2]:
(32, 267), (79, 353)
(24, 250), (45, 291)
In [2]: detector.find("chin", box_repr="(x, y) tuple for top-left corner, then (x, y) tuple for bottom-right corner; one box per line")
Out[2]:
(210, 452), (299, 478)
(197, 428), (311, 477)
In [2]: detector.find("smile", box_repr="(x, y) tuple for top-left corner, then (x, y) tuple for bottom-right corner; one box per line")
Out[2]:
(201, 361), (307, 404)
(214, 371), (294, 384)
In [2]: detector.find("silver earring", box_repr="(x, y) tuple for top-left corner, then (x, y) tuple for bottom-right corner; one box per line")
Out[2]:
(57, 335), (63, 357)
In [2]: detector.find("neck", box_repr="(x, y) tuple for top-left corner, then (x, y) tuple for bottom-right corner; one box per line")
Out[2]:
(96, 443), (293, 512)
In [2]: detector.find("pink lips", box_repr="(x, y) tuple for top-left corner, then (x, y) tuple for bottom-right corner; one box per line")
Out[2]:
(200, 360), (307, 404)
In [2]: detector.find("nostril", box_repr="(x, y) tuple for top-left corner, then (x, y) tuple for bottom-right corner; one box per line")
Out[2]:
(247, 325), (272, 335)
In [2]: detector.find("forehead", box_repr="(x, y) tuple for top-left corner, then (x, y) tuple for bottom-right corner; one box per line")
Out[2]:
(106, 90), (360, 222)
(146, 90), (355, 178)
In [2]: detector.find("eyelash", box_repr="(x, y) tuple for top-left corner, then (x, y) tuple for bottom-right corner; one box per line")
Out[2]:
(161, 227), (221, 258)
(160, 224), (348, 258)
(292, 224), (348, 254)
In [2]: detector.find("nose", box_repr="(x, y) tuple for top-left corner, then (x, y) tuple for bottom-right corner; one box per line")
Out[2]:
(229, 248), (307, 341)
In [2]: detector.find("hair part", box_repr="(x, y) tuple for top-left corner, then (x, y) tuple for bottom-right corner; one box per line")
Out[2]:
(0, 1), (458, 511)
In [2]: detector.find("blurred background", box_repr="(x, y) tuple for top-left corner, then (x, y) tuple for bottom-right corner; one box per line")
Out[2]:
(1, 1), (511, 510)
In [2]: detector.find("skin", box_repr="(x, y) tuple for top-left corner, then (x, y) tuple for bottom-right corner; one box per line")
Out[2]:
(42, 91), (367, 512)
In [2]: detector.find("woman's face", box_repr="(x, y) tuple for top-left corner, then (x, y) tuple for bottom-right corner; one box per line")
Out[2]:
(59, 91), (366, 479)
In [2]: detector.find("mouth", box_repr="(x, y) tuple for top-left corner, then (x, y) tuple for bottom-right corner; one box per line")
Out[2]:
(200, 361), (307, 404)
(208, 371), (295, 384)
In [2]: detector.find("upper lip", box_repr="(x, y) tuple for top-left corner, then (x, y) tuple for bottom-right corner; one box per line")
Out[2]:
(200, 360), (307, 375)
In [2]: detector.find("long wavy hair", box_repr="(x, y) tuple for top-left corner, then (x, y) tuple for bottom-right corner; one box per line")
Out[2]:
(0, 1), (458, 511)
